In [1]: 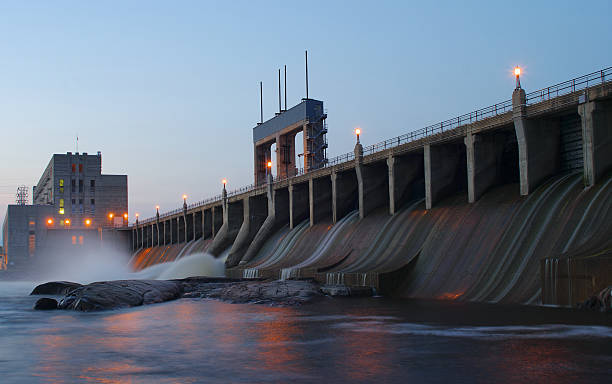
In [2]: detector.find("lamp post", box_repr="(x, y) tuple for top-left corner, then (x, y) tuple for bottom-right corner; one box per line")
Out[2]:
(266, 161), (273, 182)
(514, 66), (521, 89)
(355, 127), (361, 144)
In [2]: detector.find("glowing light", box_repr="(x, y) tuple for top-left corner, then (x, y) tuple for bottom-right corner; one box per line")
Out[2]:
(47, 218), (54, 225)
(156, 205), (160, 210)
(355, 128), (361, 136)
(267, 161), (272, 168)
(514, 66), (521, 76)
(108, 213), (114, 219)
(135, 213), (139, 218)
(222, 178), (227, 185)
(123, 213), (128, 219)
(59, 208), (65, 215)
(84, 219), (91, 226)
(183, 194), (187, 200)
(64, 219), (71, 226)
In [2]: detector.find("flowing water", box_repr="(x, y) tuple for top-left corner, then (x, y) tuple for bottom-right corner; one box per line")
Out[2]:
(1, 282), (610, 383)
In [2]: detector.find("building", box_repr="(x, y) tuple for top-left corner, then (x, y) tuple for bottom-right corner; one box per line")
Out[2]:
(2, 152), (128, 271)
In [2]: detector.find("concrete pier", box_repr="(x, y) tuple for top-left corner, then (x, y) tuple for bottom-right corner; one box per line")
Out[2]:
(579, 94), (612, 186)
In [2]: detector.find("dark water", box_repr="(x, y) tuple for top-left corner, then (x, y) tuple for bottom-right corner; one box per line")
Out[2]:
(0, 282), (610, 383)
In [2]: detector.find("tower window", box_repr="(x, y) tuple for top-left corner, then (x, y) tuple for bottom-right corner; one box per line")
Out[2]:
(59, 179), (64, 193)
(72, 164), (76, 173)
(90, 180), (95, 188)
(71, 179), (76, 192)
(79, 180), (83, 193)
(79, 164), (83, 173)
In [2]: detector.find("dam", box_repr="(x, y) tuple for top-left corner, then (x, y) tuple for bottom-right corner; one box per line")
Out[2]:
(126, 67), (612, 307)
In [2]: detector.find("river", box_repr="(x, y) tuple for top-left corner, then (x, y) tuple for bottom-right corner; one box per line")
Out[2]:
(0, 281), (610, 383)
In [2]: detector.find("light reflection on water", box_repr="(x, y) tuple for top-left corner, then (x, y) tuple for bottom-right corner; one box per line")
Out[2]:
(0, 290), (611, 384)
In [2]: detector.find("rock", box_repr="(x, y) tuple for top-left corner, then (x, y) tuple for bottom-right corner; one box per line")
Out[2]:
(31, 281), (82, 296)
(34, 298), (58, 310)
(577, 286), (612, 313)
(58, 280), (183, 311)
(320, 285), (374, 297)
(203, 279), (322, 305)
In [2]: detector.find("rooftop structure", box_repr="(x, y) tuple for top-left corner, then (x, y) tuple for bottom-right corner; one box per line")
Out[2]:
(253, 99), (327, 185)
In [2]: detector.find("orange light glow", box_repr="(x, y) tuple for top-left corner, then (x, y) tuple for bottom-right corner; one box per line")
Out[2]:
(47, 218), (54, 225)
(64, 219), (71, 226)
(222, 178), (227, 185)
(183, 194), (187, 200)
(355, 128), (361, 136)
(84, 219), (91, 226)
(123, 213), (128, 219)
(267, 161), (272, 168)
(514, 66), (521, 76)
(155, 205), (160, 210)
(108, 213), (114, 219)
(135, 213), (139, 218)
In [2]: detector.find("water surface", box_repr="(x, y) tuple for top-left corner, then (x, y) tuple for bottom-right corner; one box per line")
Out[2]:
(0, 282), (610, 383)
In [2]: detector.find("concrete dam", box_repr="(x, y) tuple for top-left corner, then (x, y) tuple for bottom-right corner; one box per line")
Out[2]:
(126, 67), (612, 307)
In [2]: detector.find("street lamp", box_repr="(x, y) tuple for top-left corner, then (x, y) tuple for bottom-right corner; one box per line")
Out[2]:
(84, 218), (91, 226)
(355, 127), (361, 144)
(46, 218), (54, 226)
(514, 66), (521, 89)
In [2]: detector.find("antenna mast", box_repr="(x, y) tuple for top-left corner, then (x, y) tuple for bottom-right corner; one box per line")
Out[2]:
(305, 50), (309, 100)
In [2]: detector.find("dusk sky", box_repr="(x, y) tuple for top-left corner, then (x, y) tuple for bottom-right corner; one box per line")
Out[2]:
(1, 0), (611, 231)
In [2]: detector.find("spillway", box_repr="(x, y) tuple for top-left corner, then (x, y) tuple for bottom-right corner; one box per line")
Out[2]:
(229, 171), (612, 306)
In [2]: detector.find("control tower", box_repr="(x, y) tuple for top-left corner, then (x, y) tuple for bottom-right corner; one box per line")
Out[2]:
(253, 99), (327, 185)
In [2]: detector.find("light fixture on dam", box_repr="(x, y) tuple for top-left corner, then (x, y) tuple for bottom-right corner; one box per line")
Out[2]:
(222, 178), (227, 186)
(514, 66), (521, 88)
(355, 127), (361, 143)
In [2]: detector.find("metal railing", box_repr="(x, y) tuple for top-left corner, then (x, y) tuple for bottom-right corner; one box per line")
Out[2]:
(130, 66), (611, 227)
(526, 67), (611, 105)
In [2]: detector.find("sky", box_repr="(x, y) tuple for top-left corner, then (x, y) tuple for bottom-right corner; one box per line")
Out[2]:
(1, 0), (611, 233)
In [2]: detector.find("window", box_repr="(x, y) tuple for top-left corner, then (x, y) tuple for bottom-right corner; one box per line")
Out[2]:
(59, 179), (64, 193)
(59, 208), (65, 215)
(79, 180), (83, 193)
(28, 235), (36, 255)
(90, 199), (95, 205)
(59, 198), (64, 208)
(90, 180), (95, 188)
(79, 164), (83, 173)
(71, 164), (76, 173)
(79, 199), (83, 204)
(71, 179), (76, 193)
(71, 236), (76, 245)
(78, 236), (83, 245)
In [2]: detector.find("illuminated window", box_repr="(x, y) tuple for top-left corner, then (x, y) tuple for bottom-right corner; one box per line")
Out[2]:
(28, 235), (36, 256)
(72, 164), (76, 173)
(59, 208), (65, 215)
(59, 179), (64, 193)
(71, 236), (76, 245)
(59, 199), (64, 208)
(79, 164), (83, 173)
(78, 236), (83, 245)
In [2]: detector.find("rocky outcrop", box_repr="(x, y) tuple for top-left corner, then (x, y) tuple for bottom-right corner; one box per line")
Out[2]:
(577, 286), (612, 312)
(57, 280), (183, 311)
(199, 279), (322, 305)
(31, 281), (82, 296)
(32, 277), (325, 312)
(34, 297), (58, 310)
